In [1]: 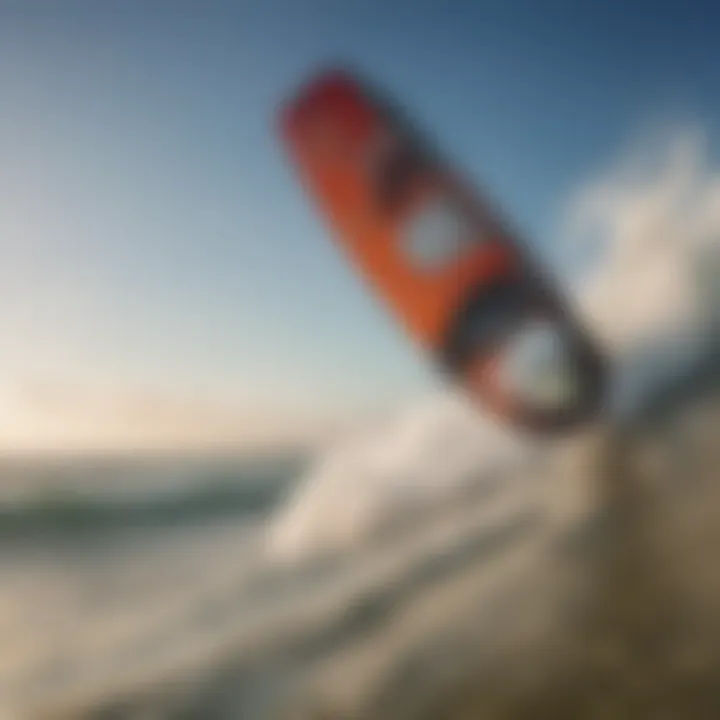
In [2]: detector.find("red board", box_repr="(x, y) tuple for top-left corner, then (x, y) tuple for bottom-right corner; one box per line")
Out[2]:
(278, 68), (606, 432)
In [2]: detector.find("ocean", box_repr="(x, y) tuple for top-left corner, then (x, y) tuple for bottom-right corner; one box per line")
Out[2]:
(2, 360), (718, 720)
(0, 420), (596, 719)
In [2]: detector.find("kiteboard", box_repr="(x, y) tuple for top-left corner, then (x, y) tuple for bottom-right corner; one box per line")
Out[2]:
(278, 67), (607, 433)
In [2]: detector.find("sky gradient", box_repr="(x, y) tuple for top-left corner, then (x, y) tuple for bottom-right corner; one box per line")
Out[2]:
(0, 0), (718, 451)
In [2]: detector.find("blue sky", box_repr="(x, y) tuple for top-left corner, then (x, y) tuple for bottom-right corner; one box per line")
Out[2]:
(0, 0), (718, 450)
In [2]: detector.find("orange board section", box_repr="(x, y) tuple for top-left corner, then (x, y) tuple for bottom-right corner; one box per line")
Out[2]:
(278, 67), (607, 433)
(278, 68), (519, 352)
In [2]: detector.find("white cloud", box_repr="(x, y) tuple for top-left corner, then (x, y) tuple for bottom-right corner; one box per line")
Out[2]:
(562, 128), (720, 348)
